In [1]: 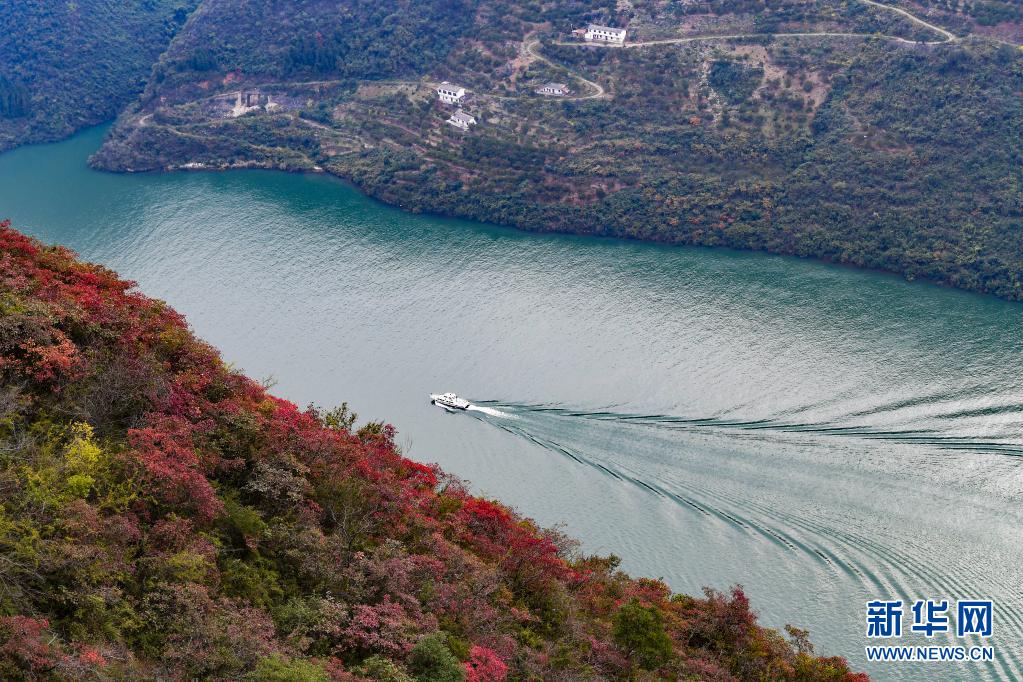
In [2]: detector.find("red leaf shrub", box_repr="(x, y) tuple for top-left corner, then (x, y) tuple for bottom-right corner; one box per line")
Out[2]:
(465, 644), (508, 682)
(0, 224), (867, 681)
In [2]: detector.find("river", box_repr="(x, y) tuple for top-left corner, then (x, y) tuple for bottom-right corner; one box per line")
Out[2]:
(2, 126), (1021, 680)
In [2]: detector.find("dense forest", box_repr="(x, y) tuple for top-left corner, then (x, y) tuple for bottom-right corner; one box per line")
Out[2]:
(136, 0), (616, 106)
(0, 0), (196, 152)
(0, 77), (29, 120)
(0, 222), (866, 680)
(148, 0), (480, 90)
(910, 0), (1023, 27)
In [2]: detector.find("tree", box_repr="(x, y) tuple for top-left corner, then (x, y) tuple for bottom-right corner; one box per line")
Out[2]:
(408, 634), (465, 682)
(246, 655), (330, 682)
(358, 655), (415, 682)
(612, 599), (674, 670)
(464, 645), (507, 682)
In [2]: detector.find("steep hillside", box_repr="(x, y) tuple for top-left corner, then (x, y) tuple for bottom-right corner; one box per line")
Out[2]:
(0, 0), (197, 152)
(890, 0), (1023, 43)
(91, 0), (1023, 299)
(137, 0), (480, 104)
(0, 220), (866, 680)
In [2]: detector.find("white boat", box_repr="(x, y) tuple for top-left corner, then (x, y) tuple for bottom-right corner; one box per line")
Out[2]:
(430, 392), (471, 410)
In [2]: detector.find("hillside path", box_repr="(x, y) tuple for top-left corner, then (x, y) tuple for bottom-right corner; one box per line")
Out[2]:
(858, 0), (956, 42)
(523, 38), (607, 99)
(552, 0), (957, 50)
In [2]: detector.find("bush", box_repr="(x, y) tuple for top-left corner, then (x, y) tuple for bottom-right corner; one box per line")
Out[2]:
(612, 599), (674, 670)
(246, 655), (330, 682)
(359, 655), (415, 682)
(708, 60), (765, 103)
(408, 634), (465, 682)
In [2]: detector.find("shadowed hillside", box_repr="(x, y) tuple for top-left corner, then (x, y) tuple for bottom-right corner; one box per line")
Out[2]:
(0, 0), (198, 152)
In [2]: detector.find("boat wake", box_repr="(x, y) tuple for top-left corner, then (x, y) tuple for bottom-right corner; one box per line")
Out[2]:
(477, 401), (1023, 456)
(464, 399), (1023, 681)
(467, 404), (512, 418)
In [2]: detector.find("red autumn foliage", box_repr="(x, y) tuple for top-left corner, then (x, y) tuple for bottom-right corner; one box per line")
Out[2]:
(76, 646), (106, 668)
(465, 644), (508, 682)
(0, 617), (64, 675)
(0, 222), (867, 681)
(128, 414), (224, 523)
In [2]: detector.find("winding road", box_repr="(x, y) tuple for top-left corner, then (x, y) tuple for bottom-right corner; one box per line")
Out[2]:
(552, 0), (958, 51)
(522, 38), (607, 100)
(858, 0), (957, 42)
(524, 0), (965, 101)
(132, 0), (1003, 143)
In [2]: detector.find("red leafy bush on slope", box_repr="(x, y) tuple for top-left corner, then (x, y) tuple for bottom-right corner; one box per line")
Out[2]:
(0, 221), (867, 681)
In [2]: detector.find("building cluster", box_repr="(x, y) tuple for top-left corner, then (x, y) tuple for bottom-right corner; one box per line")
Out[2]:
(433, 24), (627, 132)
(436, 82), (477, 130)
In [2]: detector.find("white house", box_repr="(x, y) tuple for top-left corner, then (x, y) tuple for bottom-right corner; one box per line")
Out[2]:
(584, 24), (627, 44)
(437, 82), (466, 104)
(536, 82), (570, 96)
(447, 109), (476, 130)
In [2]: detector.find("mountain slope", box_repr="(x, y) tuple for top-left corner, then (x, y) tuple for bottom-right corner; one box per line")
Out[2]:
(90, 0), (1022, 300)
(0, 220), (865, 680)
(136, 0), (480, 106)
(0, 0), (197, 152)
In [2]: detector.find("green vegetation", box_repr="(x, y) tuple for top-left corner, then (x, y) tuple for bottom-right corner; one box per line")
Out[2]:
(0, 76), (29, 119)
(247, 655), (332, 682)
(151, 0), (477, 93)
(407, 634), (465, 682)
(780, 42), (1023, 295)
(908, 0), (1023, 28)
(283, 0), (475, 79)
(88, 0), (1023, 300)
(612, 599), (674, 670)
(709, 60), (766, 103)
(0, 0), (197, 152)
(971, 1), (1023, 26)
(0, 221), (867, 679)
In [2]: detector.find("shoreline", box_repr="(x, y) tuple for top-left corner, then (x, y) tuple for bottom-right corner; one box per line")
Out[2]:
(2, 120), (1018, 306)
(95, 148), (1023, 306)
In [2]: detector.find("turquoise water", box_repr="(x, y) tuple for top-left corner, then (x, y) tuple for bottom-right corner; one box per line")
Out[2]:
(3, 126), (1022, 680)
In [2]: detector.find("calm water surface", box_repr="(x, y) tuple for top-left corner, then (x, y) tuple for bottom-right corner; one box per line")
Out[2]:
(2, 127), (1022, 680)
